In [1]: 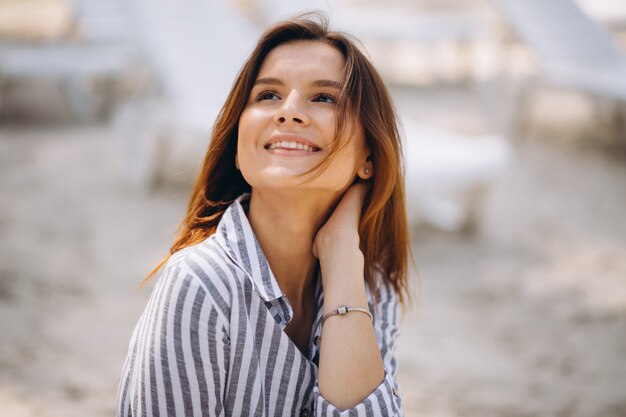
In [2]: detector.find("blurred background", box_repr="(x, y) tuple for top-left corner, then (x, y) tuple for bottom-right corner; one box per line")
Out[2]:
(0, 0), (625, 416)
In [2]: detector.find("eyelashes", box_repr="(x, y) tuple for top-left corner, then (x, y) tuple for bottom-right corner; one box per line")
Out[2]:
(314, 93), (337, 104)
(254, 90), (279, 101)
(253, 90), (337, 104)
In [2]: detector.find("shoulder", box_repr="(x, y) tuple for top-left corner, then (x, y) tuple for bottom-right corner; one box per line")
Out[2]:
(366, 266), (399, 306)
(155, 237), (239, 324)
(167, 237), (240, 284)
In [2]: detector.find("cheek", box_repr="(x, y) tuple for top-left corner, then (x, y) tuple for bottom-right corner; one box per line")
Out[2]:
(319, 112), (337, 138)
(237, 111), (251, 142)
(239, 108), (272, 147)
(323, 145), (362, 182)
(237, 114), (258, 156)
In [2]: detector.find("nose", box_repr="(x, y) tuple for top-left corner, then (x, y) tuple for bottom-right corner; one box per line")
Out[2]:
(273, 91), (309, 126)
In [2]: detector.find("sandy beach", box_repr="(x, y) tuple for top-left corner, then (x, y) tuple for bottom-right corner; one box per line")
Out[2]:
(1, 1), (626, 412)
(1, 82), (625, 417)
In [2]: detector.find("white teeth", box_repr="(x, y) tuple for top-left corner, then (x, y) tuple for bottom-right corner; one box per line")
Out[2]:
(267, 141), (316, 151)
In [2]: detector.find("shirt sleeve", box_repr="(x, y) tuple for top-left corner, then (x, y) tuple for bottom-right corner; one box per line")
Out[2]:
(312, 279), (403, 416)
(116, 261), (231, 417)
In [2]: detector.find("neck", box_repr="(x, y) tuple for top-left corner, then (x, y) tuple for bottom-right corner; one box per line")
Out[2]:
(246, 188), (339, 307)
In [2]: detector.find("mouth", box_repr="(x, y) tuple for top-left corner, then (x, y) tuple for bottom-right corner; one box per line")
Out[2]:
(264, 135), (322, 153)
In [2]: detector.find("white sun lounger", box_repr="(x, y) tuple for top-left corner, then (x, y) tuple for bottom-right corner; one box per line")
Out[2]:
(110, 0), (259, 187)
(493, 0), (626, 127)
(399, 116), (510, 231)
(0, 0), (145, 121)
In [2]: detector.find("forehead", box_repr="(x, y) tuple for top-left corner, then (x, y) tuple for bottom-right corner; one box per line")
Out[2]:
(257, 40), (345, 80)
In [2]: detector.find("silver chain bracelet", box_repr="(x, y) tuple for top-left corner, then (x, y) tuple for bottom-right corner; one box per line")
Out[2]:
(322, 306), (373, 326)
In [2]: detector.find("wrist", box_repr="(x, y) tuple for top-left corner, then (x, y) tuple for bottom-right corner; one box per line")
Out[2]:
(318, 239), (363, 263)
(319, 249), (364, 278)
(316, 231), (360, 260)
(319, 251), (366, 300)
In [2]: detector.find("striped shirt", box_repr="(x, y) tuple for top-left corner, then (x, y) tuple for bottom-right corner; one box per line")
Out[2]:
(117, 193), (403, 416)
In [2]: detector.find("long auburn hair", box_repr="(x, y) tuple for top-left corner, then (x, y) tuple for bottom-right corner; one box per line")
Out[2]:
(143, 13), (411, 303)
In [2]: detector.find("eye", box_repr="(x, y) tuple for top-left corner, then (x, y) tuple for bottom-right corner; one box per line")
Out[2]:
(313, 93), (337, 104)
(254, 90), (280, 101)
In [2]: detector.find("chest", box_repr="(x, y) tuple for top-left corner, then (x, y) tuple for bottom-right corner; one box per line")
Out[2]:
(283, 290), (317, 356)
(283, 313), (314, 356)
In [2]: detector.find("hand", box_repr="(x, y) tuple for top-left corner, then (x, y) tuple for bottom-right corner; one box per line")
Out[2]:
(312, 181), (368, 261)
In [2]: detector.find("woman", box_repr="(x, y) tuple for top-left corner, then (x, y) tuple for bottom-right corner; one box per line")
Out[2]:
(117, 13), (409, 417)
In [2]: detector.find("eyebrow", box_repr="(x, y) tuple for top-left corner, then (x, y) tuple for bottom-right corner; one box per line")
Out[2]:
(253, 77), (341, 90)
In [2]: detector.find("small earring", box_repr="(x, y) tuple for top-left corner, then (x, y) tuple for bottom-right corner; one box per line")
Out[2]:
(364, 168), (370, 175)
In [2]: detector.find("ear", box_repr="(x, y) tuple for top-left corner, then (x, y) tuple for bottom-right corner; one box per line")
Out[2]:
(357, 155), (373, 180)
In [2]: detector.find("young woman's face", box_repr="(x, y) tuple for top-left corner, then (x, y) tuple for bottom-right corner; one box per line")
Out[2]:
(237, 40), (371, 194)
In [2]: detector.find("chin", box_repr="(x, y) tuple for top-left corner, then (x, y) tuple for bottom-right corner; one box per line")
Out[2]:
(243, 167), (353, 194)
(244, 169), (307, 187)
(254, 181), (349, 196)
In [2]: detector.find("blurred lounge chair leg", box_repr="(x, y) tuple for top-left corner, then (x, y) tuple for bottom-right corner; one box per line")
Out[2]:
(61, 77), (103, 123)
(0, 73), (6, 117)
(507, 76), (535, 143)
(113, 98), (171, 190)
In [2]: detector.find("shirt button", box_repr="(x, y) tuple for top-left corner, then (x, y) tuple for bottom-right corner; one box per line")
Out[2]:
(300, 409), (310, 417)
(313, 336), (321, 346)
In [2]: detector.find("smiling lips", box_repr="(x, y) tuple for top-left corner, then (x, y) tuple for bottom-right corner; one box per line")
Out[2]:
(267, 140), (318, 152)
(264, 136), (321, 154)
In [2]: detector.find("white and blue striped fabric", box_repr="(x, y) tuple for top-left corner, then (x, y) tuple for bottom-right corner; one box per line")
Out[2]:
(117, 193), (403, 416)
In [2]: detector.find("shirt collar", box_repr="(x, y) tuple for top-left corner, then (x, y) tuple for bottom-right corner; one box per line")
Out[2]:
(214, 193), (284, 303)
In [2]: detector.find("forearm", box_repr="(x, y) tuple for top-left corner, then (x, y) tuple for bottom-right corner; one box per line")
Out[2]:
(317, 249), (385, 410)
